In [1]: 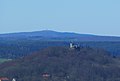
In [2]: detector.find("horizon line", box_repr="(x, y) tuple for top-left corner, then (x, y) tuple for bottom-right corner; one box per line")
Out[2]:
(0, 30), (120, 37)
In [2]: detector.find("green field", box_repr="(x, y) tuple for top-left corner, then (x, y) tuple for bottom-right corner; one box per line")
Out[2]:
(0, 58), (12, 63)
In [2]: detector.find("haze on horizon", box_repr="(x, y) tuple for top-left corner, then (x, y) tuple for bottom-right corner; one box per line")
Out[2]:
(0, 0), (120, 36)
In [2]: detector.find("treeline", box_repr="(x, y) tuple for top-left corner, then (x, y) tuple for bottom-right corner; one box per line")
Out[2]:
(0, 39), (120, 59)
(0, 40), (67, 58)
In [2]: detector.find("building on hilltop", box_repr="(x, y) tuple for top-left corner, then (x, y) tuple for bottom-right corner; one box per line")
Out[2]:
(70, 43), (80, 49)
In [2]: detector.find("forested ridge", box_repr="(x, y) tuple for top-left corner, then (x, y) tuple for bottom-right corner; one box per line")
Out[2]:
(0, 30), (120, 59)
(0, 47), (120, 81)
(0, 40), (120, 59)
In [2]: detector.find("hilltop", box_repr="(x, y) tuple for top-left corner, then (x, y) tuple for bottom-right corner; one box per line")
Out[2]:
(0, 47), (120, 81)
(0, 30), (120, 41)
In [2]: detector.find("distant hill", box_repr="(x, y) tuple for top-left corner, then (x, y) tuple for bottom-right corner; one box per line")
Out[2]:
(0, 30), (120, 59)
(0, 30), (120, 41)
(0, 47), (120, 81)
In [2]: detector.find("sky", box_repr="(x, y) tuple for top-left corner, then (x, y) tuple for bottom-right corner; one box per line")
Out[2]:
(0, 0), (120, 36)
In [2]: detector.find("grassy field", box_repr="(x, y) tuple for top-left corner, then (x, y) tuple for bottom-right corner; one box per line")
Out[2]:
(0, 58), (12, 63)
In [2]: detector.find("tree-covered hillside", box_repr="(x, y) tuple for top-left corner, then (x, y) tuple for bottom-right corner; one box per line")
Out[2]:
(0, 30), (120, 59)
(0, 47), (120, 81)
(0, 40), (120, 59)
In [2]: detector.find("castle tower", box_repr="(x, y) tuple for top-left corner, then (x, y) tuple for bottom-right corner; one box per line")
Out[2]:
(70, 43), (73, 48)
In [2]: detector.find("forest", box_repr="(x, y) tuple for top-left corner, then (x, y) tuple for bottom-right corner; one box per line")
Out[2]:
(0, 39), (120, 59)
(0, 31), (120, 81)
(0, 47), (120, 81)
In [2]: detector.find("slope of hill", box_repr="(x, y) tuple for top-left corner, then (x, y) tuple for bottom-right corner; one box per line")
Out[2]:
(0, 40), (120, 59)
(0, 30), (120, 59)
(0, 30), (120, 41)
(0, 47), (120, 81)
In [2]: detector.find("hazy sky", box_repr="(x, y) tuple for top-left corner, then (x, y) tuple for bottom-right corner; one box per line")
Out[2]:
(0, 0), (120, 36)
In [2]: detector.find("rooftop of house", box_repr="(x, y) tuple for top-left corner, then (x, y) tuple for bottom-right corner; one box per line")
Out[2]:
(42, 73), (50, 77)
(0, 77), (9, 80)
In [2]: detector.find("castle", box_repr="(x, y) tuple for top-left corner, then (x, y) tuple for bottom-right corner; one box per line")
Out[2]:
(70, 43), (80, 49)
